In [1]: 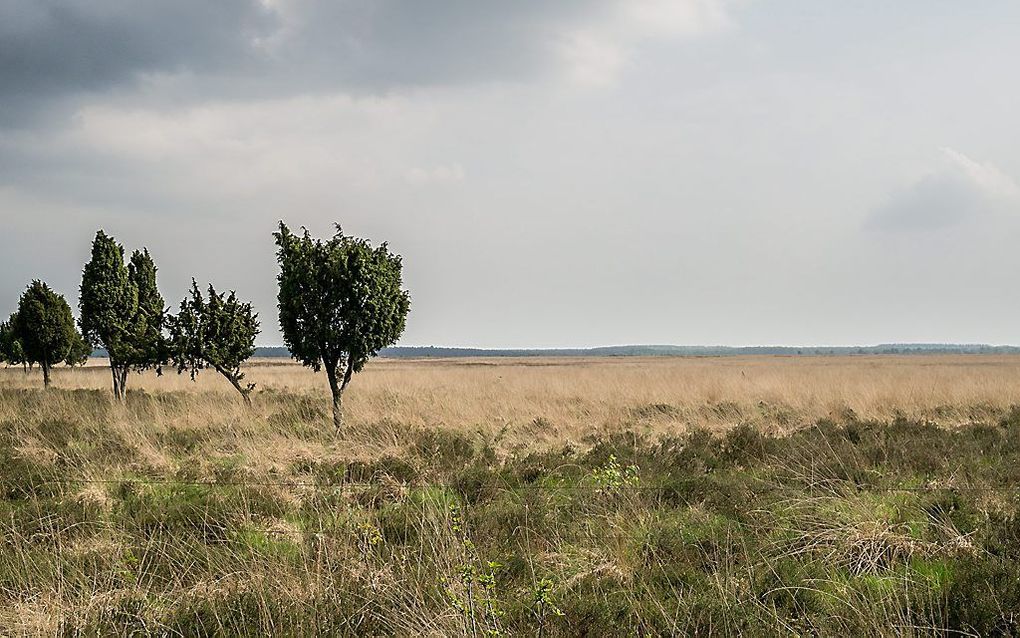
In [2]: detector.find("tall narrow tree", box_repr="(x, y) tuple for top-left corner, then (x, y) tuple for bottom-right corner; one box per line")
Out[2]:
(168, 281), (260, 404)
(274, 222), (410, 429)
(126, 248), (167, 372)
(13, 281), (82, 388)
(80, 231), (135, 399)
(79, 231), (166, 400)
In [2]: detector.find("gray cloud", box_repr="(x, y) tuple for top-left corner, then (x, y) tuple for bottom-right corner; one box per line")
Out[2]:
(6, 2), (1020, 348)
(0, 0), (730, 125)
(0, 1), (276, 122)
(867, 149), (1020, 232)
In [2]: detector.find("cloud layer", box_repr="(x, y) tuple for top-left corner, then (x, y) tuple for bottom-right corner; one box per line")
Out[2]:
(4, 1), (1020, 348)
(868, 148), (1020, 232)
(0, 0), (733, 122)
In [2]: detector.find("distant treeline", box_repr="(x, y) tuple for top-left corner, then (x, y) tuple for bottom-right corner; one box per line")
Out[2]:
(88, 343), (1020, 359)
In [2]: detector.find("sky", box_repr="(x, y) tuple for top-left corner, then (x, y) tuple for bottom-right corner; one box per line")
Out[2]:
(2, 0), (1020, 348)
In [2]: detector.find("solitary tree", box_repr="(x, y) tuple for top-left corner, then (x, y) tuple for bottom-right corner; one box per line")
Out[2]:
(13, 281), (82, 388)
(168, 280), (260, 404)
(79, 231), (166, 400)
(274, 222), (410, 429)
(0, 313), (27, 371)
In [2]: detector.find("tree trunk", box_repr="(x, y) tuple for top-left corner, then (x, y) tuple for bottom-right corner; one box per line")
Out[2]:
(219, 368), (253, 407)
(42, 362), (51, 389)
(110, 362), (128, 402)
(110, 362), (121, 401)
(119, 367), (129, 401)
(325, 364), (343, 430)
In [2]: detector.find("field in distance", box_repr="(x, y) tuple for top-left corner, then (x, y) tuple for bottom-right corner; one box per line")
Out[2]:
(3, 355), (1020, 634)
(5, 354), (1020, 441)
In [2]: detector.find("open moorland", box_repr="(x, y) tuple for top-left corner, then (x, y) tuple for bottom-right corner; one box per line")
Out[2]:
(4, 355), (1020, 635)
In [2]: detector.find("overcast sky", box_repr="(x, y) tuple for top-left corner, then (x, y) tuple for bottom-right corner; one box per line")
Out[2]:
(2, 0), (1020, 348)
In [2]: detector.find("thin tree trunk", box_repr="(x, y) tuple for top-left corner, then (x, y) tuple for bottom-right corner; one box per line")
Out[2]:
(119, 367), (129, 401)
(325, 364), (343, 430)
(42, 362), (51, 389)
(217, 366), (252, 406)
(110, 361), (121, 401)
(110, 359), (119, 398)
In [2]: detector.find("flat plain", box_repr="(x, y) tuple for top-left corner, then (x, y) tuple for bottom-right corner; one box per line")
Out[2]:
(3, 355), (1020, 635)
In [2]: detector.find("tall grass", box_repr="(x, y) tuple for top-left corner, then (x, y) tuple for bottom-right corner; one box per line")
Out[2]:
(2, 358), (1020, 634)
(5, 355), (1020, 440)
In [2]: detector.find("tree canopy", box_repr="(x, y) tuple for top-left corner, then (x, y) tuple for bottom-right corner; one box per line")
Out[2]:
(13, 281), (83, 388)
(65, 331), (92, 367)
(168, 280), (260, 404)
(0, 313), (26, 369)
(125, 248), (167, 370)
(79, 230), (165, 400)
(274, 222), (410, 428)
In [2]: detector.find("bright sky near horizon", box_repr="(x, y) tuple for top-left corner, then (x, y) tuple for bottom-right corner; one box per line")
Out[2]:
(2, 1), (1020, 348)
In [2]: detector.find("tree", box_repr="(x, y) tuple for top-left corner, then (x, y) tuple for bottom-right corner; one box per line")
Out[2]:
(65, 331), (92, 367)
(274, 222), (410, 429)
(125, 248), (167, 372)
(13, 281), (81, 388)
(0, 313), (27, 371)
(79, 230), (166, 401)
(168, 280), (260, 405)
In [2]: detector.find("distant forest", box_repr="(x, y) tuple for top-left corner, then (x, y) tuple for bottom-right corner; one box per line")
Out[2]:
(85, 344), (1020, 359)
(208, 344), (1020, 358)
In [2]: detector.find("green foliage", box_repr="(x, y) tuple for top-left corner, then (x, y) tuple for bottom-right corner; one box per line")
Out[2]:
(532, 578), (564, 638)
(79, 230), (135, 358)
(274, 222), (410, 427)
(125, 248), (167, 371)
(79, 230), (165, 399)
(167, 280), (260, 403)
(64, 330), (91, 367)
(0, 313), (26, 367)
(12, 281), (82, 387)
(590, 454), (640, 493)
(444, 504), (506, 636)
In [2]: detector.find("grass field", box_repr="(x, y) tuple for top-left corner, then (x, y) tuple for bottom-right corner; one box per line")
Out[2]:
(3, 356), (1020, 635)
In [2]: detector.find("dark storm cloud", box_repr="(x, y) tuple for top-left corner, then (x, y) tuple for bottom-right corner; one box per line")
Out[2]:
(268, 0), (595, 88)
(0, 1), (277, 122)
(0, 0), (609, 125)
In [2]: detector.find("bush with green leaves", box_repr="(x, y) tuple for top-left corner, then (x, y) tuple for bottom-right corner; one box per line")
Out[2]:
(0, 313), (27, 370)
(274, 222), (410, 429)
(12, 280), (85, 387)
(168, 280), (260, 404)
(79, 230), (166, 400)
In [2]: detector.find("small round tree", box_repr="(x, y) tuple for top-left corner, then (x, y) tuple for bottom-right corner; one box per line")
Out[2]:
(13, 281), (83, 388)
(168, 280), (260, 405)
(0, 313), (27, 371)
(274, 222), (410, 429)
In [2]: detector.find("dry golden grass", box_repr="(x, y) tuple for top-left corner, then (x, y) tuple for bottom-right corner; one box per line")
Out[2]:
(2, 354), (1018, 474)
(3, 355), (1020, 634)
(3, 354), (1019, 434)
